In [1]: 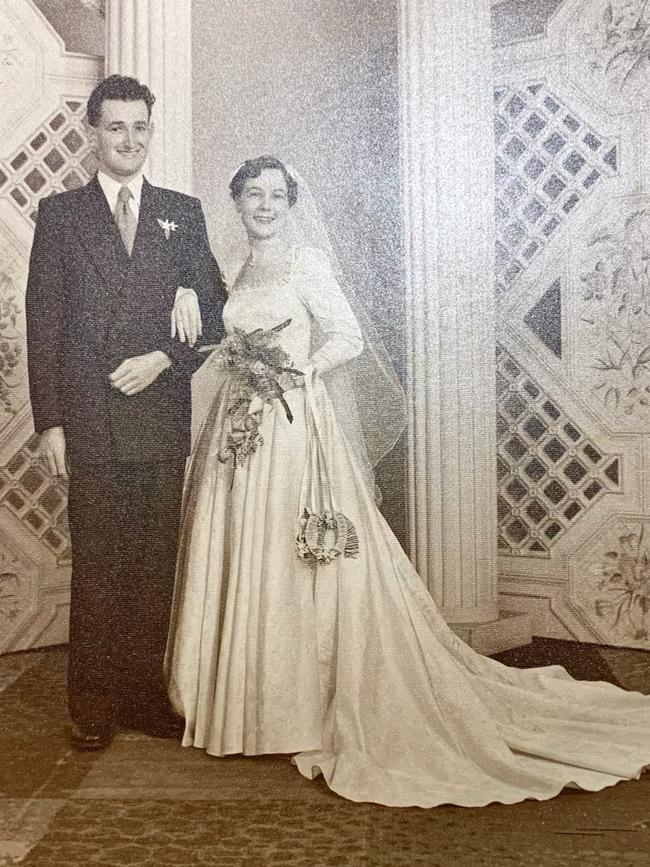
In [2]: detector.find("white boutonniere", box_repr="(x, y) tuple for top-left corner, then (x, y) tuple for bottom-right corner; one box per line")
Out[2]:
(157, 218), (178, 240)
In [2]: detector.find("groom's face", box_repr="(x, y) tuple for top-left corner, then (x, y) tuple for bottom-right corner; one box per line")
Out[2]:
(90, 98), (153, 181)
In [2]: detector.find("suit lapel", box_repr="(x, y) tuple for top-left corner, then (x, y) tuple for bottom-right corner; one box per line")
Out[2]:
(73, 176), (130, 293)
(126, 180), (180, 306)
(73, 178), (178, 318)
(130, 179), (169, 266)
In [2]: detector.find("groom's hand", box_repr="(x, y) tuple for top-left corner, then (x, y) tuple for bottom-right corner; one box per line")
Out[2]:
(39, 426), (68, 479)
(109, 351), (172, 397)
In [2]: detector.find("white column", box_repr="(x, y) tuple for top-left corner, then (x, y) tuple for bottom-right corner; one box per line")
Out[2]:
(400, 0), (499, 625)
(105, 0), (192, 192)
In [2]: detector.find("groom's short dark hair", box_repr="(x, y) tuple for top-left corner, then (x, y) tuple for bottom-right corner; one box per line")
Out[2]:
(86, 75), (155, 127)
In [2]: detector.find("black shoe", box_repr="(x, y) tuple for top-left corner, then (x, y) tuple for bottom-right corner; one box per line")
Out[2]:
(70, 722), (113, 752)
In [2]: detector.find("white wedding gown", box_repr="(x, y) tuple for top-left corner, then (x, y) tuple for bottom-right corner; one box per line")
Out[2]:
(166, 246), (650, 808)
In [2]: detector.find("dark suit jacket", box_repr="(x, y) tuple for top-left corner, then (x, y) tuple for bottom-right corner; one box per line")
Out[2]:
(26, 176), (226, 466)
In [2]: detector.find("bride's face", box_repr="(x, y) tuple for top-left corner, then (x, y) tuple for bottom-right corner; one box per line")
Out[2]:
(236, 168), (290, 240)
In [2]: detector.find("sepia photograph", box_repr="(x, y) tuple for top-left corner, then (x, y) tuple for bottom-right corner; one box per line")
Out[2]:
(0, 0), (649, 864)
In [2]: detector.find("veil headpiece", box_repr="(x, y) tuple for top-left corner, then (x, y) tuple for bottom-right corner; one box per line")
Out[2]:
(205, 158), (406, 497)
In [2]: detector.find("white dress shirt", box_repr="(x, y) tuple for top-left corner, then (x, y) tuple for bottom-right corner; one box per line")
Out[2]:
(97, 171), (143, 221)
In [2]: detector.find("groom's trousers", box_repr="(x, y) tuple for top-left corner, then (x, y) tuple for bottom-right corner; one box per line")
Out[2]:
(66, 459), (185, 730)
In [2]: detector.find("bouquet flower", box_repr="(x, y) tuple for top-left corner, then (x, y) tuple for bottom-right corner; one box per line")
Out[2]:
(200, 319), (303, 467)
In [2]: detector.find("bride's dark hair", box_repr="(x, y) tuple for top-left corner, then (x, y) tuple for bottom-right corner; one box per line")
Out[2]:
(229, 155), (298, 207)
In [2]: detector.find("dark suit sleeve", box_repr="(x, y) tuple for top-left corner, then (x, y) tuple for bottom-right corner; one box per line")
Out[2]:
(25, 196), (67, 433)
(164, 196), (226, 372)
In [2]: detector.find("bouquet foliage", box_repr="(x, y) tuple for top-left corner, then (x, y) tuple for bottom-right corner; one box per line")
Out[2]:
(200, 319), (302, 466)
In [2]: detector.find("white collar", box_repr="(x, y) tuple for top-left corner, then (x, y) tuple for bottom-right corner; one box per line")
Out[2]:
(97, 171), (144, 214)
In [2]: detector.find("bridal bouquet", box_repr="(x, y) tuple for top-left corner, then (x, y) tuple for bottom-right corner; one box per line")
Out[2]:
(200, 319), (303, 467)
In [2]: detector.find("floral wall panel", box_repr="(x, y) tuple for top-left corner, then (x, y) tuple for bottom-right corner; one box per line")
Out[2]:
(0, 0), (100, 654)
(569, 517), (650, 646)
(494, 0), (650, 649)
(572, 206), (650, 423)
(0, 3), (43, 140)
(0, 223), (28, 422)
(0, 520), (38, 640)
(567, 0), (650, 110)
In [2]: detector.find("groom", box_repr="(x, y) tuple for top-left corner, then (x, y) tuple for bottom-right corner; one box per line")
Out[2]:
(25, 75), (226, 750)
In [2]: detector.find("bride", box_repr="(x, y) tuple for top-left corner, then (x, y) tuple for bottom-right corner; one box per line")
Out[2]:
(165, 155), (650, 808)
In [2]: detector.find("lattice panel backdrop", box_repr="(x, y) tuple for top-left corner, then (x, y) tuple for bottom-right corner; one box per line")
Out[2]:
(494, 0), (650, 649)
(0, 0), (100, 653)
(494, 82), (618, 295)
(496, 343), (621, 557)
(1, 99), (95, 226)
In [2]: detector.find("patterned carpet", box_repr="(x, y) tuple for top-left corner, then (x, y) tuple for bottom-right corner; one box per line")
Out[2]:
(0, 640), (648, 867)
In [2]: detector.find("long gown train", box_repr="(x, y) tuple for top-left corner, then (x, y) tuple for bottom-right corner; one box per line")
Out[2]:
(166, 246), (650, 808)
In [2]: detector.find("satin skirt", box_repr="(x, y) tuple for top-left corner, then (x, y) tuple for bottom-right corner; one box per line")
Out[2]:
(166, 379), (650, 808)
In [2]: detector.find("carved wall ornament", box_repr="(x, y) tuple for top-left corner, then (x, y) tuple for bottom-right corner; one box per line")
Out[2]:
(571, 517), (650, 647)
(0, 26), (28, 103)
(0, 30), (23, 83)
(581, 0), (650, 98)
(0, 5), (42, 142)
(593, 527), (650, 641)
(0, 266), (22, 417)
(0, 572), (20, 622)
(578, 209), (650, 420)
(0, 548), (24, 623)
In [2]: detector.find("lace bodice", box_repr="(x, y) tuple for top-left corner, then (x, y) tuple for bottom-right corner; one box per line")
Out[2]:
(222, 246), (363, 373)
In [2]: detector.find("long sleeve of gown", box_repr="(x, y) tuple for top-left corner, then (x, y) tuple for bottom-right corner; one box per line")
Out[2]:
(295, 247), (364, 373)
